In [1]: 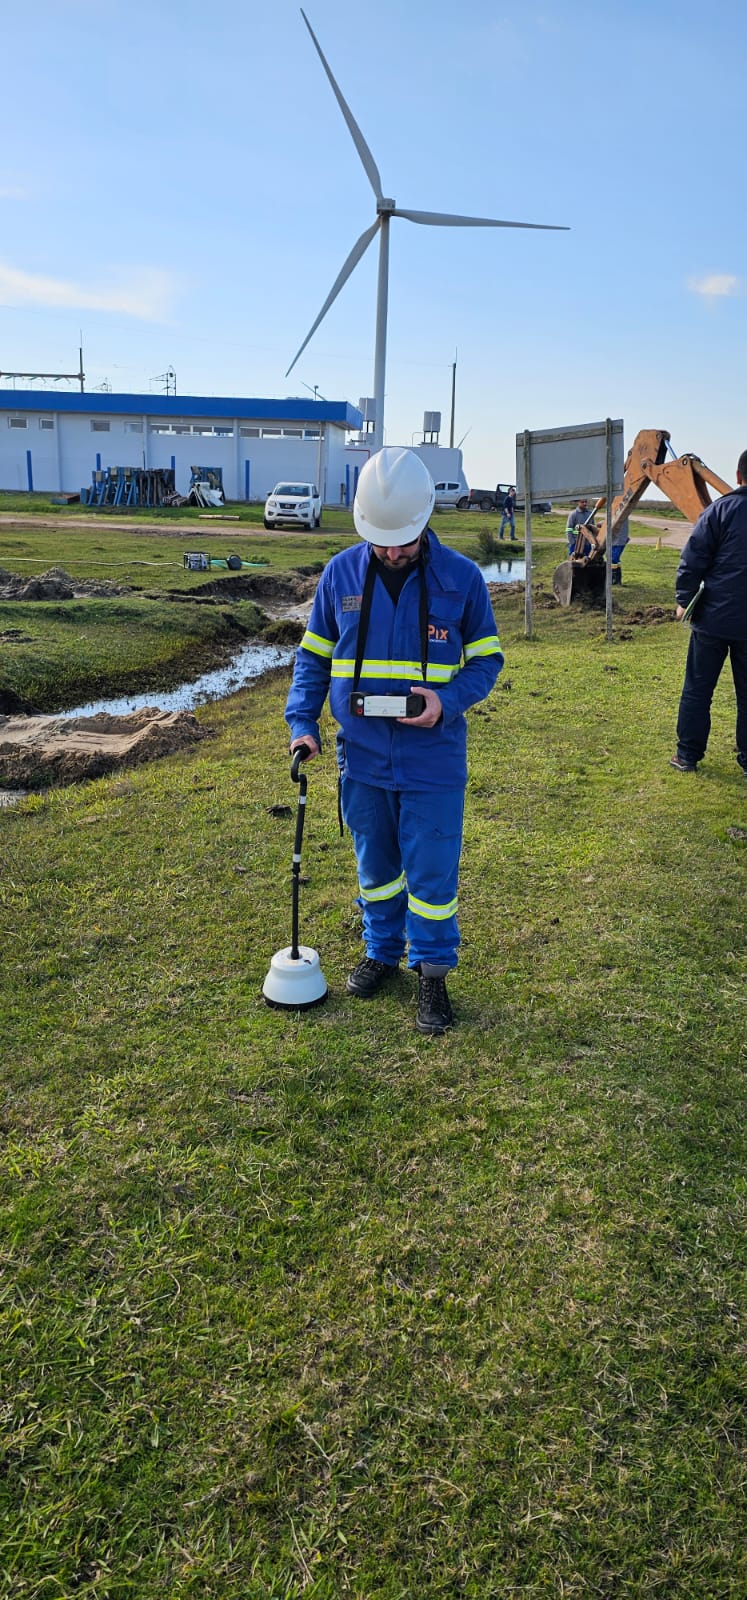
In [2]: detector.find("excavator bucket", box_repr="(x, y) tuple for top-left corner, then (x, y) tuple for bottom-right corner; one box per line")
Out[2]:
(552, 558), (606, 606)
(552, 558), (575, 607)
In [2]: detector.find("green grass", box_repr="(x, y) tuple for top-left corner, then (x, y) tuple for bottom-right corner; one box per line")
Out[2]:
(1, 523), (745, 1596)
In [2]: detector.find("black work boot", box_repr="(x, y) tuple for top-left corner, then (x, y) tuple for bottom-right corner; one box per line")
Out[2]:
(416, 968), (453, 1035)
(346, 957), (398, 999)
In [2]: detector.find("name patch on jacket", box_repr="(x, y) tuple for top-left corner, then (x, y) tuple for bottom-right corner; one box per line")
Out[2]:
(342, 595), (362, 612)
(428, 623), (449, 642)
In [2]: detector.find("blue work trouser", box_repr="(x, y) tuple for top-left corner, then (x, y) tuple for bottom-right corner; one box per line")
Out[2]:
(499, 511), (516, 539)
(676, 629), (747, 769)
(340, 777), (464, 970)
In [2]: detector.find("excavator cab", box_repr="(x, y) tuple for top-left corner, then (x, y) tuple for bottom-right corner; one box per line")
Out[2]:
(552, 430), (733, 606)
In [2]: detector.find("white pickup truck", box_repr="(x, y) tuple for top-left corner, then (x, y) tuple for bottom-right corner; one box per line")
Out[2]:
(264, 482), (322, 530)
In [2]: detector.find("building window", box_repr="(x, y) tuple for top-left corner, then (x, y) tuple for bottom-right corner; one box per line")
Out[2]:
(283, 428), (303, 438)
(262, 428), (282, 438)
(39, 417), (54, 430)
(91, 420), (110, 433)
(240, 426), (260, 437)
(303, 428), (321, 439)
(124, 421), (143, 434)
(9, 416), (27, 428)
(214, 427), (234, 437)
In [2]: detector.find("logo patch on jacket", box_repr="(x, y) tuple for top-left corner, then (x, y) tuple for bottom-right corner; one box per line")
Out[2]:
(342, 595), (362, 612)
(428, 623), (449, 642)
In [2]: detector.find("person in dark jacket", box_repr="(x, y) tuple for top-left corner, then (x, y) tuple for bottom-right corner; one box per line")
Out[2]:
(499, 486), (517, 540)
(670, 449), (747, 774)
(285, 447), (503, 1034)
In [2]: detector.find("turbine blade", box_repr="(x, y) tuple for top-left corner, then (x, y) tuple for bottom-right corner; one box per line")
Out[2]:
(286, 219), (381, 377)
(395, 207), (569, 231)
(300, 10), (384, 201)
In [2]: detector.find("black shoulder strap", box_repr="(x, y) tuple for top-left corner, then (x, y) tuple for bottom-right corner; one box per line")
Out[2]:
(417, 544), (429, 686)
(352, 554), (378, 694)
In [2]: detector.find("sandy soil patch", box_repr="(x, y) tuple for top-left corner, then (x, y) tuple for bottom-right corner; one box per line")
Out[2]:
(0, 708), (210, 789)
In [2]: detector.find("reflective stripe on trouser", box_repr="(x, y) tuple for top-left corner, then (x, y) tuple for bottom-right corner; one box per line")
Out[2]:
(340, 777), (464, 969)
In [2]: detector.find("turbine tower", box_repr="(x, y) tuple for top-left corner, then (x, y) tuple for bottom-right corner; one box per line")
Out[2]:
(287, 10), (569, 453)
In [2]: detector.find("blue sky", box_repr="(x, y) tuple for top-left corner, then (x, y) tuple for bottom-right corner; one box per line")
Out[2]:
(2, 0), (744, 489)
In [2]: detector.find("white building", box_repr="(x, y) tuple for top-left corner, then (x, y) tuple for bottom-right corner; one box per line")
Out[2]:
(0, 391), (363, 503)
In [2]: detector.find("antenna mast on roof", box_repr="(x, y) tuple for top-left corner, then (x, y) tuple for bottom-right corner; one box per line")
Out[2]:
(0, 343), (85, 391)
(151, 366), (176, 396)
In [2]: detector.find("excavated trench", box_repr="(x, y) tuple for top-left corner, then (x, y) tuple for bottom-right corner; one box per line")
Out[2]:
(0, 566), (319, 792)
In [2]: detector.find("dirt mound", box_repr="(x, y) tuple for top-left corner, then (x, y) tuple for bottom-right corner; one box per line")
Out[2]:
(174, 570), (321, 605)
(0, 566), (131, 601)
(625, 606), (675, 626)
(0, 708), (209, 789)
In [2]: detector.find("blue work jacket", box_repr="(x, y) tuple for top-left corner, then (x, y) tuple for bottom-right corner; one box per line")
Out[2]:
(675, 485), (747, 640)
(285, 529), (504, 792)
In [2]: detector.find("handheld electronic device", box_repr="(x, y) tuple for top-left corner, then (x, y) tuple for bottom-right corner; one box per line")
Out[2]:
(349, 692), (426, 719)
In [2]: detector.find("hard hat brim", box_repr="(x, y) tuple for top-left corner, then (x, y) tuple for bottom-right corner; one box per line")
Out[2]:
(353, 505), (432, 546)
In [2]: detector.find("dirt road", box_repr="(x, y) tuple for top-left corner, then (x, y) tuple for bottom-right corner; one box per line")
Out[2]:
(628, 516), (691, 550)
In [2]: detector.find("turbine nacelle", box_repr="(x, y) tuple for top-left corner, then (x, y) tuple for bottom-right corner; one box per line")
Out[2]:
(377, 199), (396, 216)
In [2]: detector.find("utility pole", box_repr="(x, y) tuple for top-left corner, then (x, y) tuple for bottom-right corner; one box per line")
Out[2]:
(449, 350), (456, 448)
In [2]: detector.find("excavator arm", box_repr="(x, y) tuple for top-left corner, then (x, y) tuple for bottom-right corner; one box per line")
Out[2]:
(553, 429), (733, 604)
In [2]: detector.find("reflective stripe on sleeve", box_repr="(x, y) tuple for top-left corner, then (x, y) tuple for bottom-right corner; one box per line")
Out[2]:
(407, 893), (459, 921)
(359, 872), (407, 903)
(301, 630), (335, 659)
(464, 634), (502, 660)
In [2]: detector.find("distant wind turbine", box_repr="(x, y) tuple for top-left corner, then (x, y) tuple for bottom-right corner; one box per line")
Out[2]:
(287, 9), (569, 453)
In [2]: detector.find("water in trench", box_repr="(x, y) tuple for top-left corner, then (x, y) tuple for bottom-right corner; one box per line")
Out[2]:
(58, 641), (296, 720)
(478, 557), (526, 584)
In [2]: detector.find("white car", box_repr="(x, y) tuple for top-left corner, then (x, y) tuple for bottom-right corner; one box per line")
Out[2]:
(433, 478), (469, 509)
(264, 481), (322, 530)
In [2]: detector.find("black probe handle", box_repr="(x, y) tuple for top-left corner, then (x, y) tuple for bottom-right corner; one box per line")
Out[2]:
(291, 743), (312, 782)
(289, 744), (312, 959)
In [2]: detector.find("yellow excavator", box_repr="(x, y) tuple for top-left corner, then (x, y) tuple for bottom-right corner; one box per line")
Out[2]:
(552, 428), (733, 605)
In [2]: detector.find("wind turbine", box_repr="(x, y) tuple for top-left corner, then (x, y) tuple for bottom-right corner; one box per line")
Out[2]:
(287, 9), (569, 453)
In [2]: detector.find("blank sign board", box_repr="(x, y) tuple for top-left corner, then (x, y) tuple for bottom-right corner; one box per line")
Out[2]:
(516, 419), (624, 500)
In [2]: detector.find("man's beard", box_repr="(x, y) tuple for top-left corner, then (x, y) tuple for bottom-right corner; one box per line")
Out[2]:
(377, 545), (420, 570)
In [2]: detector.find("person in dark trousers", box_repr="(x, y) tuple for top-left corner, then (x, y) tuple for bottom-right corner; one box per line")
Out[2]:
(285, 447), (504, 1034)
(499, 486), (517, 540)
(671, 449), (747, 774)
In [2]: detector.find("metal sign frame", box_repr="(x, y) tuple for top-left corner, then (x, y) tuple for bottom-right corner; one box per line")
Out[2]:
(516, 418), (624, 639)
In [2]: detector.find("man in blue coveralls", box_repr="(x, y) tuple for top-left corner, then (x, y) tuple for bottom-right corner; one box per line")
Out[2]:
(285, 446), (504, 1035)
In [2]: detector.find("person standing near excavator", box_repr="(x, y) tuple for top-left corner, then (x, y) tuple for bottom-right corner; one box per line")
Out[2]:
(670, 449), (747, 775)
(565, 497), (596, 557)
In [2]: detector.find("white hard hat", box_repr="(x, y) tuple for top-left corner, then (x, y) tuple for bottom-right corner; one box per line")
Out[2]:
(353, 447), (435, 546)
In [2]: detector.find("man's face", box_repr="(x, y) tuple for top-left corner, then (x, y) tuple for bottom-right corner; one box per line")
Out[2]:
(372, 533), (423, 570)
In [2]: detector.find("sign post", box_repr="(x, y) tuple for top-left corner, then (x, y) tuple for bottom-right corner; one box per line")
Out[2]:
(522, 430), (533, 639)
(516, 418), (624, 638)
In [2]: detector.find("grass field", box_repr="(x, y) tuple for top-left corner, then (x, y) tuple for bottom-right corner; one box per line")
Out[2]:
(1, 515), (745, 1597)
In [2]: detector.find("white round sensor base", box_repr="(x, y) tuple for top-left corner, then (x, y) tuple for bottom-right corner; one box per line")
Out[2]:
(262, 945), (328, 1009)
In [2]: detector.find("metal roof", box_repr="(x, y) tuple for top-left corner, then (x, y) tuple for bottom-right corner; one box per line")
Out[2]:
(0, 391), (363, 427)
